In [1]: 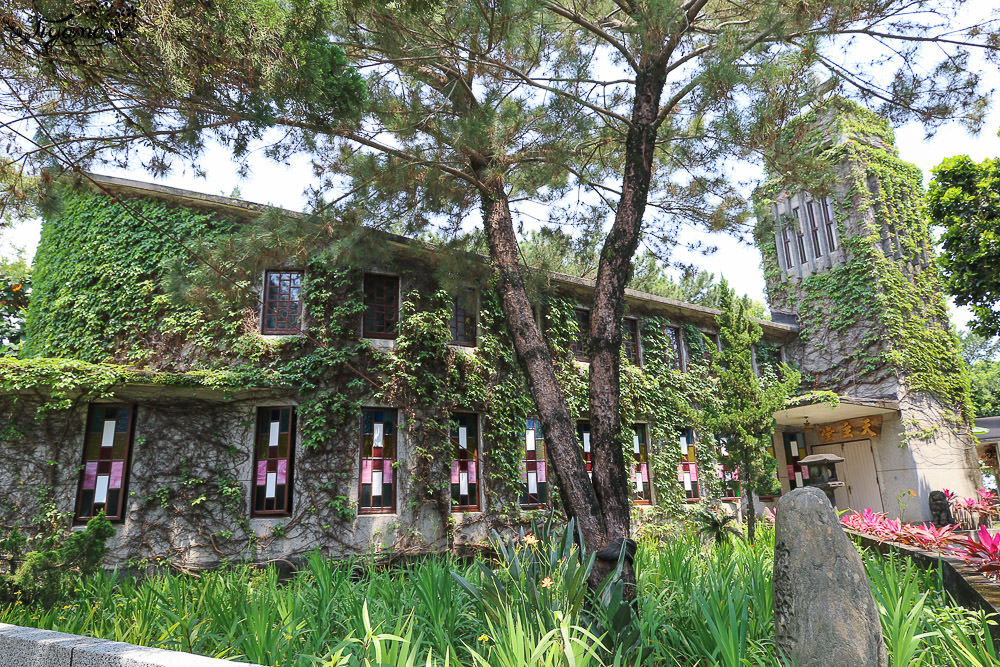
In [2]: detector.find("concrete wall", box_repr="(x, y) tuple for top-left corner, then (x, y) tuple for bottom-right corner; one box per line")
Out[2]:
(0, 623), (263, 667)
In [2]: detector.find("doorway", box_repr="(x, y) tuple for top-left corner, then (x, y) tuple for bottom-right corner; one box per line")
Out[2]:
(811, 440), (884, 513)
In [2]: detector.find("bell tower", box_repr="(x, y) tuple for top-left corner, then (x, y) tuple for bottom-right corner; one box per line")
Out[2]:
(754, 98), (980, 519)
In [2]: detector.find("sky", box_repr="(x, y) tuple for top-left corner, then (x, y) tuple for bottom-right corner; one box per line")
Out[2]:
(3, 41), (999, 331)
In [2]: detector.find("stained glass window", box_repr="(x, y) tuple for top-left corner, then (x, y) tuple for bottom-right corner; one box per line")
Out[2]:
(521, 418), (548, 508)
(262, 271), (303, 335)
(783, 431), (806, 490)
(677, 428), (699, 502)
(577, 421), (592, 479)
(632, 424), (651, 504)
(570, 308), (590, 361)
(623, 318), (640, 366)
(450, 290), (477, 347)
(363, 274), (399, 338)
(717, 436), (740, 500)
(450, 413), (480, 511)
(76, 404), (134, 522)
(253, 407), (296, 516)
(360, 409), (397, 513)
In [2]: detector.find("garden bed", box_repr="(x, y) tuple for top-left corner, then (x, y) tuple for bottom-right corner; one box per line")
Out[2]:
(846, 528), (1000, 646)
(0, 523), (996, 666)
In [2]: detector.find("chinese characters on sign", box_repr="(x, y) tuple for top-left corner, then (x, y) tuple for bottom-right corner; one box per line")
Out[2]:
(817, 416), (881, 443)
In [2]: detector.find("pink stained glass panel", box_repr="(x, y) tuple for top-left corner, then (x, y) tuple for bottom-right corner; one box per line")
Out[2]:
(257, 460), (267, 486)
(677, 464), (684, 482)
(276, 459), (287, 485)
(690, 465), (698, 482)
(641, 463), (649, 482)
(537, 461), (546, 482)
(450, 461), (460, 483)
(84, 462), (98, 490)
(361, 459), (372, 484)
(109, 461), (124, 489)
(801, 465), (809, 480)
(383, 460), (393, 483)
(468, 461), (477, 484)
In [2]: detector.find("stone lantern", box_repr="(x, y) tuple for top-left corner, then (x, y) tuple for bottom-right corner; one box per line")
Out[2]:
(797, 452), (845, 508)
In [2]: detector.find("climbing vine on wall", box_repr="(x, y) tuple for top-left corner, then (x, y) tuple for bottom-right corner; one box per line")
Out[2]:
(3, 180), (782, 564)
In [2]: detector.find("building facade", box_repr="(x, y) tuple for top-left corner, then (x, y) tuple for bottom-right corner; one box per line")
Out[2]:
(0, 102), (981, 567)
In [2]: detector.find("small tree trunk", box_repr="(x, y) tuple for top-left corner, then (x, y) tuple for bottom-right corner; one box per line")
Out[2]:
(743, 448), (756, 544)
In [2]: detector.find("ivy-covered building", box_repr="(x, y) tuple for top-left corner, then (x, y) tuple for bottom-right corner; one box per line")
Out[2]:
(0, 101), (980, 567)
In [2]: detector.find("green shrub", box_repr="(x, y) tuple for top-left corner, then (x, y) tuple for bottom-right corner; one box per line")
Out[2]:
(1, 512), (114, 606)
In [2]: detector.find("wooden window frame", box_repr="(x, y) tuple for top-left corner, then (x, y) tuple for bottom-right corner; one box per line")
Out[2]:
(570, 308), (590, 361)
(252, 406), (296, 517)
(261, 270), (304, 335)
(632, 423), (652, 505)
(450, 413), (481, 512)
(363, 273), (400, 339)
(623, 318), (641, 366)
(521, 418), (548, 509)
(450, 290), (478, 347)
(678, 428), (700, 502)
(75, 403), (136, 523)
(359, 409), (398, 514)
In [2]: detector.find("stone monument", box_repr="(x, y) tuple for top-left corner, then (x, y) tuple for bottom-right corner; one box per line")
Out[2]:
(773, 487), (887, 667)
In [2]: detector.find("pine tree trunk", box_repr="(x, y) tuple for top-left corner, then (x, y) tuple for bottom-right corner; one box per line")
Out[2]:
(587, 64), (667, 595)
(473, 171), (607, 555)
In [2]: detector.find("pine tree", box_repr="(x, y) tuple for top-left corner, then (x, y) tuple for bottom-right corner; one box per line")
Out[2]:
(706, 282), (799, 543)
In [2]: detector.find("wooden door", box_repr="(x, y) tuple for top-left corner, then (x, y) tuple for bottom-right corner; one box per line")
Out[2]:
(842, 439), (883, 513)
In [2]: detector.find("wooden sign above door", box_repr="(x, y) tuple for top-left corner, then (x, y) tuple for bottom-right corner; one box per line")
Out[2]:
(816, 415), (881, 444)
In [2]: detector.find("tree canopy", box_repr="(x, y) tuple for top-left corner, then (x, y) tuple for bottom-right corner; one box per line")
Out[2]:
(928, 153), (1000, 339)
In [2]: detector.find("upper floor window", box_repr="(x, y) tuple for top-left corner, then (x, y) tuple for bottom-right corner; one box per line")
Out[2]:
(796, 231), (807, 265)
(570, 308), (590, 361)
(665, 325), (683, 370)
(450, 413), (480, 511)
(76, 404), (134, 522)
(632, 424), (651, 505)
(262, 270), (303, 335)
(364, 274), (399, 339)
(623, 318), (641, 366)
(359, 409), (397, 513)
(253, 407), (296, 516)
(521, 418), (548, 508)
(450, 290), (477, 347)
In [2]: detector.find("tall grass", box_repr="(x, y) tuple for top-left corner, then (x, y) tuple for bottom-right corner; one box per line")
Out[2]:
(0, 522), (995, 666)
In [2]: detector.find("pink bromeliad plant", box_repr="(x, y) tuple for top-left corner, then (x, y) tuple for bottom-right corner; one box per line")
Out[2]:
(951, 526), (1000, 579)
(840, 507), (1000, 582)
